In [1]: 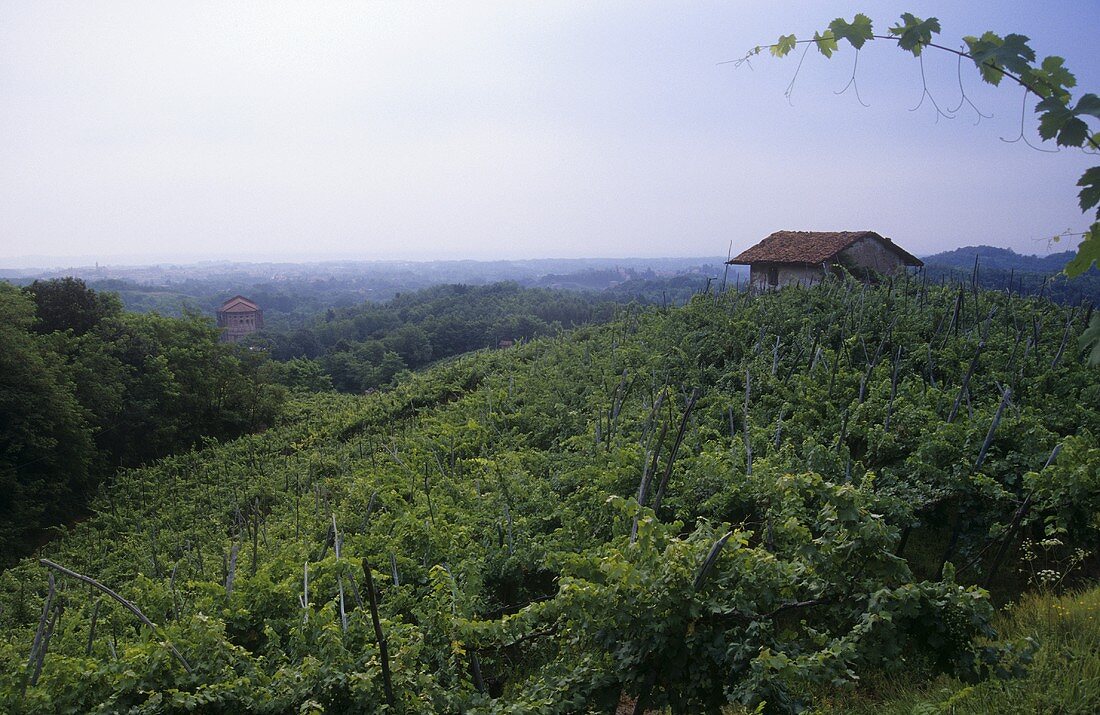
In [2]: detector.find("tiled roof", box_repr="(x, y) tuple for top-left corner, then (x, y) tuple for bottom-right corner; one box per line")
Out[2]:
(218, 295), (260, 312)
(727, 230), (922, 266)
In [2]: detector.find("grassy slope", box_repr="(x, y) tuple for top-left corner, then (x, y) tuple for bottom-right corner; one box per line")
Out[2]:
(803, 586), (1100, 714)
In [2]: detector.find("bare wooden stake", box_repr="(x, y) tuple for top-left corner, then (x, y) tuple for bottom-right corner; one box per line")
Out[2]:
(169, 561), (181, 621)
(652, 388), (700, 512)
(693, 530), (734, 591)
(1051, 309), (1075, 369)
(333, 516), (347, 633)
(301, 562), (310, 624)
(470, 650), (487, 693)
(84, 599), (102, 657)
(975, 386), (1012, 471)
(424, 473), (437, 526)
(225, 541), (240, 598)
(949, 288), (964, 339)
(250, 497), (260, 576)
(502, 501), (515, 556)
(26, 571), (56, 689)
(31, 601), (61, 687)
(948, 338), (986, 423)
(827, 327), (843, 398)
(38, 559), (192, 675)
(362, 559), (396, 710)
(346, 572), (364, 608)
(362, 491), (377, 532)
(884, 346), (902, 431)
(743, 371), (753, 477)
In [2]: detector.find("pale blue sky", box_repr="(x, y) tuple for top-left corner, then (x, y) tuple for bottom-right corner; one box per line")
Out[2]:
(1, 1), (1097, 265)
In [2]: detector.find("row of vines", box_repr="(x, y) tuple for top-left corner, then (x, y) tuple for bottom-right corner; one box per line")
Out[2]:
(1, 276), (1098, 713)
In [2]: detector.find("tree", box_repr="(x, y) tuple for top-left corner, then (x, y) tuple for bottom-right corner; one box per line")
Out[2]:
(90, 310), (285, 466)
(22, 277), (120, 336)
(0, 285), (93, 564)
(261, 357), (334, 392)
(0, 282), (286, 563)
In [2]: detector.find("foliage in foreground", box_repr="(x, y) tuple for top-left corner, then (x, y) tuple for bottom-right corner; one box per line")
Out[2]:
(1, 278), (1098, 712)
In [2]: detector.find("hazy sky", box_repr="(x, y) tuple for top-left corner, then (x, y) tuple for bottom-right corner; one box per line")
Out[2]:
(2, 1), (1098, 266)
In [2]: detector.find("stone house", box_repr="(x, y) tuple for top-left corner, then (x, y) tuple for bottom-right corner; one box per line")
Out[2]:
(727, 230), (923, 289)
(216, 295), (263, 343)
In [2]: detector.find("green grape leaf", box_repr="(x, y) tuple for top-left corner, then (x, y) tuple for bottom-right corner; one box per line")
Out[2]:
(1036, 96), (1074, 140)
(771, 34), (797, 58)
(1079, 167), (1100, 213)
(1065, 222), (1100, 278)
(998, 34), (1038, 71)
(965, 32), (1035, 85)
(828, 14), (874, 50)
(1037, 94), (1100, 147)
(1080, 311), (1100, 366)
(1076, 93), (1100, 119)
(964, 33), (1004, 85)
(1023, 56), (1076, 101)
(888, 13), (941, 56)
(814, 30), (838, 58)
(1056, 118), (1089, 146)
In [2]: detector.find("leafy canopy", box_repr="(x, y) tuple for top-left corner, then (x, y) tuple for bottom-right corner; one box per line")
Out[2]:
(889, 13), (941, 56)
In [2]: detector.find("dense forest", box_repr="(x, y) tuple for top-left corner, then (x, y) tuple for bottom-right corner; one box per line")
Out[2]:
(1, 276), (1098, 712)
(0, 279), (284, 567)
(252, 283), (634, 393)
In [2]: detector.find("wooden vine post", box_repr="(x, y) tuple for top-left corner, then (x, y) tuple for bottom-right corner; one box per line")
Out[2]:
(38, 559), (192, 675)
(361, 559), (395, 709)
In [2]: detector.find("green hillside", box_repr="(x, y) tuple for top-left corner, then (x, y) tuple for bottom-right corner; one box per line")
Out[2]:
(2, 279), (1098, 713)
(920, 245), (1100, 306)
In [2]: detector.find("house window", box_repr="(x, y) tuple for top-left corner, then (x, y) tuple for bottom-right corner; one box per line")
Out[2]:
(767, 266), (779, 287)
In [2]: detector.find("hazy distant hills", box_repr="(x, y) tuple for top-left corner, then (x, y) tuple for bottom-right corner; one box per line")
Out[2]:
(921, 245), (1098, 305)
(2, 249), (1092, 318)
(921, 245), (1080, 273)
(0, 257), (729, 330)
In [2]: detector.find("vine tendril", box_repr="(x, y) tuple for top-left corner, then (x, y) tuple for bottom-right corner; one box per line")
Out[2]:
(1000, 88), (1058, 152)
(834, 49), (870, 107)
(909, 53), (954, 121)
(784, 42), (811, 104)
(946, 49), (992, 125)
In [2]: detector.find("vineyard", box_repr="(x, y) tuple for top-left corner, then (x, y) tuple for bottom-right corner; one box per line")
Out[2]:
(2, 278), (1099, 713)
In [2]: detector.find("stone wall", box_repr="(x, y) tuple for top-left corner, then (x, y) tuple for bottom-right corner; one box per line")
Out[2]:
(749, 263), (825, 289)
(217, 310), (262, 342)
(837, 237), (908, 275)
